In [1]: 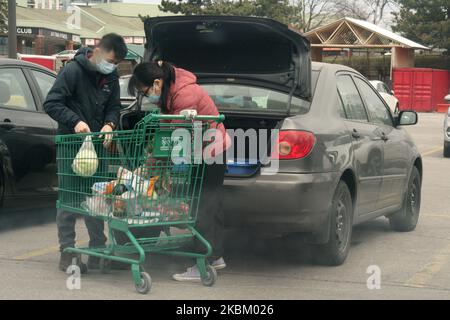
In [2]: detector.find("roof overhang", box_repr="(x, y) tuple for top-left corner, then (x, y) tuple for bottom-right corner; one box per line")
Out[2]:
(305, 17), (429, 50)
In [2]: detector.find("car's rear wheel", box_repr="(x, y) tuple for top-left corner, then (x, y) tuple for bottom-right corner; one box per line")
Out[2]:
(313, 181), (353, 266)
(444, 142), (450, 158)
(389, 167), (421, 232)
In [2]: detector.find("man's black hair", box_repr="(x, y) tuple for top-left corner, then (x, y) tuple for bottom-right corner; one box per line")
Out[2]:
(98, 33), (127, 62)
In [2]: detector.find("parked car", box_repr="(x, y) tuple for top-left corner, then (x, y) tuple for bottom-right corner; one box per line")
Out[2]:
(370, 80), (399, 114)
(0, 59), (58, 208)
(0, 59), (134, 209)
(129, 15), (423, 266)
(444, 94), (450, 158)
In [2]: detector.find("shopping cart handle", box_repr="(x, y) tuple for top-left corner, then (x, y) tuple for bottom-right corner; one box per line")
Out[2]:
(193, 115), (226, 122)
(141, 113), (225, 123)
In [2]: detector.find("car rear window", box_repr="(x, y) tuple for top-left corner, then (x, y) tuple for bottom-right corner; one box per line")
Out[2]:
(202, 71), (319, 114)
(202, 84), (310, 114)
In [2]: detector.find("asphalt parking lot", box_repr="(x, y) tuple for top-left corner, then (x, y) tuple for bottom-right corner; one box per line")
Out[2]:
(0, 112), (449, 300)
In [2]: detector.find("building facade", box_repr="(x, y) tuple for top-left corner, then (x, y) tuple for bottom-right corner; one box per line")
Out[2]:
(0, 2), (168, 56)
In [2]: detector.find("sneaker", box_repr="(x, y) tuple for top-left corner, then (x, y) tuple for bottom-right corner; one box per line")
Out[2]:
(172, 265), (201, 282)
(211, 257), (227, 270)
(172, 258), (226, 282)
(59, 252), (87, 274)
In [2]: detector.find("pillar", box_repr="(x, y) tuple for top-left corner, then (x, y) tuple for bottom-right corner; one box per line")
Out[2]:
(311, 47), (323, 62)
(391, 47), (414, 69)
(33, 35), (45, 55)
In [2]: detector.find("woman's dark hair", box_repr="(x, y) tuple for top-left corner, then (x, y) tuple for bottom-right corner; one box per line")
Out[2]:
(128, 61), (176, 113)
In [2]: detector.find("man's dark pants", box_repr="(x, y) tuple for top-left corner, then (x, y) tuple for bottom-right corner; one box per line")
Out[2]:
(57, 210), (107, 251)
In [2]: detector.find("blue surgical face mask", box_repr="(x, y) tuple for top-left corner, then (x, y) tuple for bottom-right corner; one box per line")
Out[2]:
(146, 94), (160, 104)
(97, 59), (117, 75)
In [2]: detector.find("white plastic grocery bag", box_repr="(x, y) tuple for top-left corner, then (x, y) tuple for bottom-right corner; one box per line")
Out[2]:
(72, 136), (99, 177)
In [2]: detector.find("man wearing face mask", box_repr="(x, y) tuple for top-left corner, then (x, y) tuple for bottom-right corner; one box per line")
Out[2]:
(44, 33), (127, 273)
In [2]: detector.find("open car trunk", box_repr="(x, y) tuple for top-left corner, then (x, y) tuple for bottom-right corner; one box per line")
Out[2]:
(143, 15), (312, 99)
(141, 16), (313, 178)
(223, 113), (284, 178)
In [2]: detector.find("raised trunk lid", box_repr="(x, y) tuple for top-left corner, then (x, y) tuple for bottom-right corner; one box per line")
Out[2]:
(143, 15), (312, 99)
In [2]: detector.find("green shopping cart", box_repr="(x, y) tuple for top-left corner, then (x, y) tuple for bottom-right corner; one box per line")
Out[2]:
(55, 112), (225, 294)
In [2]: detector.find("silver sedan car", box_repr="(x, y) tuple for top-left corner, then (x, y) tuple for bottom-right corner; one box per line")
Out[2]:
(444, 94), (450, 158)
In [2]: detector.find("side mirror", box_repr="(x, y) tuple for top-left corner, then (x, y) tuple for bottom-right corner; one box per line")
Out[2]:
(397, 111), (418, 126)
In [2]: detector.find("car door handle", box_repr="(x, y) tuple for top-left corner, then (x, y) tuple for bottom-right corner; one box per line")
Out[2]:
(351, 129), (361, 139)
(0, 119), (15, 129)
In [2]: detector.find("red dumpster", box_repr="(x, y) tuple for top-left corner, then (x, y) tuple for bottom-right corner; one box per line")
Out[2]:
(392, 68), (450, 112)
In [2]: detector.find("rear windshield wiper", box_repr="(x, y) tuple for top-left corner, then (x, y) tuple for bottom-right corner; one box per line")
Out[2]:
(286, 62), (299, 117)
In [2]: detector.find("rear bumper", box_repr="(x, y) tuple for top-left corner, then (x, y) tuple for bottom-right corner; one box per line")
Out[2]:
(222, 171), (340, 235)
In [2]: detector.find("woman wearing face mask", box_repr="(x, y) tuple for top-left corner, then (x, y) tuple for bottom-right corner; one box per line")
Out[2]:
(128, 61), (231, 282)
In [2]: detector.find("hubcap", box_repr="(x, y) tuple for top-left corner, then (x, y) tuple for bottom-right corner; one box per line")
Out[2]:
(336, 197), (348, 248)
(409, 178), (419, 215)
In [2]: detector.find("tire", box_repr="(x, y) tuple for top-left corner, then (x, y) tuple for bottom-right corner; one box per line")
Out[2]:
(201, 265), (217, 287)
(389, 167), (421, 232)
(135, 272), (152, 294)
(444, 142), (450, 158)
(313, 180), (353, 266)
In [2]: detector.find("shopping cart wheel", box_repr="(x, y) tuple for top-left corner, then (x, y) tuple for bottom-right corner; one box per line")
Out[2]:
(135, 272), (152, 294)
(99, 258), (111, 274)
(201, 265), (217, 287)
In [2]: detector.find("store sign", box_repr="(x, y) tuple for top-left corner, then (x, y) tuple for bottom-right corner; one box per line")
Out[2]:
(123, 37), (133, 44)
(46, 30), (70, 40)
(133, 37), (144, 44)
(72, 35), (81, 43)
(84, 38), (101, 46)
(16, 27), (37, 35)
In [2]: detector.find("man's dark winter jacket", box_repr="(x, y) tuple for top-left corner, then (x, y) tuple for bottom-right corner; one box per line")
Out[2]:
(43, 47), (121, 134)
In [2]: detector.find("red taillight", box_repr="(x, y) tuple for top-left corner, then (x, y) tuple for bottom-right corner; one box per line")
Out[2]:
(271, 131), (316, 160)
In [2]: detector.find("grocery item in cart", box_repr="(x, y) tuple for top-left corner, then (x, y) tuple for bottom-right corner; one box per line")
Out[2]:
(92, 181), (117, 195)
(112, 190), (142, 218)
(82, 196), (111, 216)
(72, 136), (99, 177)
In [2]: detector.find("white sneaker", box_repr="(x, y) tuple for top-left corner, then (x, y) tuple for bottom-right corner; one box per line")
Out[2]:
(211, 257), (227, 270)
(172, 258), (226, 282)
(173, 265), (201, 282)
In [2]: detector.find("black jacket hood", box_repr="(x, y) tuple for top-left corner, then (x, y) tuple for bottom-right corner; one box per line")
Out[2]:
(43, 47), (122, 134)
(74, 47), (119, 82)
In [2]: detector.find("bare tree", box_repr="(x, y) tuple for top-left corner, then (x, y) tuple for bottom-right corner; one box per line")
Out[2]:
(289, 0), (336, 32)
(0, 0), (7, 34)
(333, 0), (394, 25)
